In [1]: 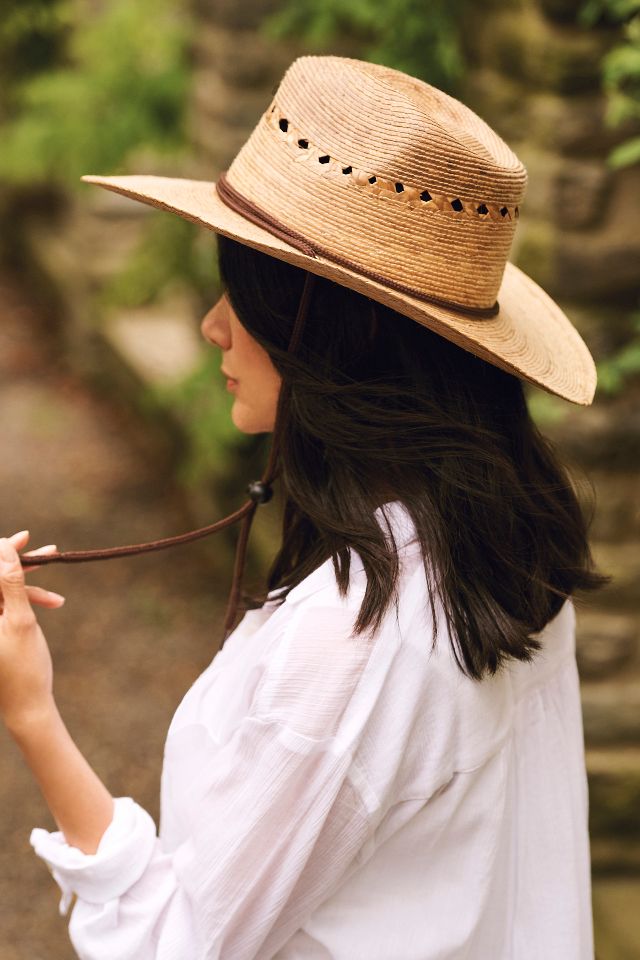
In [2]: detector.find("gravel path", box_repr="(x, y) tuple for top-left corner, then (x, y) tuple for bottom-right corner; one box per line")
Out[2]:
(0, 276), (227, 959)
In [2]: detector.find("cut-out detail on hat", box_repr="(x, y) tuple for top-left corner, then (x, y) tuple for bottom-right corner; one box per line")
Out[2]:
(266, 106), (520, 224)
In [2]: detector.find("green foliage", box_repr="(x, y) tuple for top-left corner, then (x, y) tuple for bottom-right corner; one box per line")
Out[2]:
(0, 0), (204, 328)
(580, 0), (640, 169)
(577, 2), (640, 402)
(100, 213), (219, 310)
(580, 0), (640, 25)
(603, 15), (640, 167)
(262, 0), (470, 92)
(596, 310), (640, 394)
(526, 388), (570, 427)
(0, 0), (190, 186)
(607, 132), (640, 165)
(0, 0), (73, 111)
(0, 2), (248, 499)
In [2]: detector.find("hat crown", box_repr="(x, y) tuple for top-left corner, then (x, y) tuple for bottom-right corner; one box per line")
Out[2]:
(276, 56), (527, 206)
(226, 55), (527, 313)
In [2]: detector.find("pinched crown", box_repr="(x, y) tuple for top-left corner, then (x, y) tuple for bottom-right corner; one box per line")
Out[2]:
(226, 56), (528, 312)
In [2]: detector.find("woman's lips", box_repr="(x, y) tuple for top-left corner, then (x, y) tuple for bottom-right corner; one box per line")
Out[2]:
(222, 369), (238, 391)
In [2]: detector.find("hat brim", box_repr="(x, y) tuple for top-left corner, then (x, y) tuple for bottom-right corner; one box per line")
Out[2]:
(81, 174), (596, 405)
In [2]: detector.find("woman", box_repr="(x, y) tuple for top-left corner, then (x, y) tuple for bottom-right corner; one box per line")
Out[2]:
(1, 56), (605, 958)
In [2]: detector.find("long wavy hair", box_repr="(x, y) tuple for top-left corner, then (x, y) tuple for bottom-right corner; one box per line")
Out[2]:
(217, 234), (607, 680)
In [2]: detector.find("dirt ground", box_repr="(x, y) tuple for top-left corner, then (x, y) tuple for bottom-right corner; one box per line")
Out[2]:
(0, 276), (227, 959)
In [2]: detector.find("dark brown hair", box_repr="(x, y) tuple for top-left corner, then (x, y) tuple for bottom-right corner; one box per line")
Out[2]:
(217, 234), (607, 680)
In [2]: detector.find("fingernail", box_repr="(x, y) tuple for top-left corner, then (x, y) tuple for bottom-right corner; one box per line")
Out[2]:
(48, 592), (65, 603)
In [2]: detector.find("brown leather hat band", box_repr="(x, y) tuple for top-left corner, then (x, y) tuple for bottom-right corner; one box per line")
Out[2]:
(216, 171), (500, 320)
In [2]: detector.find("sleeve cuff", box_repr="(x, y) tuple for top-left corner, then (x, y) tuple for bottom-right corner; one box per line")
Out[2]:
(30, 796), (158, 915)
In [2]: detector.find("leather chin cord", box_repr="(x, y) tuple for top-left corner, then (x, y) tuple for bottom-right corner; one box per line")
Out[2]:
(20, 270), (318, 643)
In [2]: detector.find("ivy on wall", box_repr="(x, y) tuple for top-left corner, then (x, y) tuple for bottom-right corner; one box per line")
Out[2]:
(580, 0), (640, 168)
(0, 0), (190, 185)
(262, 0), (470, 93)
(578, 1), (640, 396)
(597, 311), (640, 393)
(0, 0), (72, 119)
(0, 0), (217, 307)
(0, 0), (228, 501)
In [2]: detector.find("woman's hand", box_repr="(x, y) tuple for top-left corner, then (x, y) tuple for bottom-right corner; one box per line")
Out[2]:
(0, 530), (65, 732)
(1, 532), (114, 853)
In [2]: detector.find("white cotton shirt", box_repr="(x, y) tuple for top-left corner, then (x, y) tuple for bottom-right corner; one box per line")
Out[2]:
(30, 501), (594, 960)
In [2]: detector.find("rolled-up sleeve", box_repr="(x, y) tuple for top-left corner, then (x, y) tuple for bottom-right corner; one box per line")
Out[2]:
(29, 601), (388, 959)
(30, 796), (157, 914)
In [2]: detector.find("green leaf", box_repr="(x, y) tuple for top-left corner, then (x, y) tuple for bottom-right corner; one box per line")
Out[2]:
(596, 312), (640, 394)
(0, 0), (191, 186)
(607, 134), (640, 166)
(261, 0), (469, 92)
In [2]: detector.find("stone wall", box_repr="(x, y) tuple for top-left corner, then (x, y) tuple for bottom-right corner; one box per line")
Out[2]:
(459, 0), (640, 877)
(186, 0), (360, 175)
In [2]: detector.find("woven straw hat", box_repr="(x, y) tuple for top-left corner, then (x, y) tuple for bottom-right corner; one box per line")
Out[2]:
(82, 55), (596, 405)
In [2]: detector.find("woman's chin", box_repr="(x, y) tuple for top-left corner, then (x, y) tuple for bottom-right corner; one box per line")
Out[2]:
(231, 401), (274, 435)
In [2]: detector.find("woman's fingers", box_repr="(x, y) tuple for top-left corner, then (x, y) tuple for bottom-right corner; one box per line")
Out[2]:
(24, 585), (65, 608)
(21, 544), (58, 573)
(9, 530), (29, 545)
(4, 532), (58, 572)
(0, 534), (64, 610)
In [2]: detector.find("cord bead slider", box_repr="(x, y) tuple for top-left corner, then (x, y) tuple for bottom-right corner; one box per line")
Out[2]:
(247, 481), (273, 504)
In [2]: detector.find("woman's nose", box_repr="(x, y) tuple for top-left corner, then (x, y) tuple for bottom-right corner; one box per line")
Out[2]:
(200, 296), (231, 350)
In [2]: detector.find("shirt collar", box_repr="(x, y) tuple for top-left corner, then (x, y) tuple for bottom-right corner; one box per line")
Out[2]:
(270, 501), (419, 607)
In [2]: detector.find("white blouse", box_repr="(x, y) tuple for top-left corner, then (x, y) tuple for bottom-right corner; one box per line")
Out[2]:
(30, 501), (594, 959)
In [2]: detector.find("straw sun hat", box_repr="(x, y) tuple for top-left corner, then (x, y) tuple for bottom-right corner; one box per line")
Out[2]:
(82, 54), (596, 405)
(24, 54), (598, 635)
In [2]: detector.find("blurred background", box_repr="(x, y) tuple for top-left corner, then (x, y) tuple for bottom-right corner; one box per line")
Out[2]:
(0, 0), (638, 957)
